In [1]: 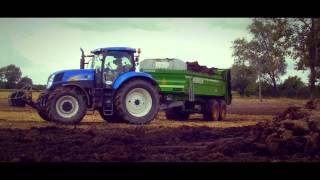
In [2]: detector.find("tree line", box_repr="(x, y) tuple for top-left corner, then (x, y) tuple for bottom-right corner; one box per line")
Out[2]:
(0, 64), (46, 90)
(231, 18), (320, 99)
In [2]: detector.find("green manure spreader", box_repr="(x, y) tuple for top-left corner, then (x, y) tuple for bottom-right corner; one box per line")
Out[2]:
(140, 58), (232, 121)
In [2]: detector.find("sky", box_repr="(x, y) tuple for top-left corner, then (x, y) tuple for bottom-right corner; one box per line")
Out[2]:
(0, 18), (309, 85)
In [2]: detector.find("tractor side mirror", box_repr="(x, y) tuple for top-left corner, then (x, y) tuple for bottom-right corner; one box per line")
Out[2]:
(135, 48), (141, 62)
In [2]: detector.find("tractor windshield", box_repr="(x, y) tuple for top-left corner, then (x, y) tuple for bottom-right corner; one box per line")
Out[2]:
(104, 51), (134, 73)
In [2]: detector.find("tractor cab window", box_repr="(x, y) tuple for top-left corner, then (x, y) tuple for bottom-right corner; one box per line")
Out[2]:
(103, 51), (134, 85)
(104, 51), (134, 74)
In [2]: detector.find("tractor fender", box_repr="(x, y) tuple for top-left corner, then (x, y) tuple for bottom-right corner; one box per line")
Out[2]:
(60, 83), (91, 106)
(112, 72), (158, 90)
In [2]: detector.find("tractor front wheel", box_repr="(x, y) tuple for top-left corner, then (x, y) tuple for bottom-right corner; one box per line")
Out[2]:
(46, 87), (87, 125)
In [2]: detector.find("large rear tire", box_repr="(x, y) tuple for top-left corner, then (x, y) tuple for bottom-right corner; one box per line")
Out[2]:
(202, 99), (219, 121)
(218, 99), (227, 121)
(46, 87), (87, 125)
(114, 79), (159, 124)
(165, 107), (190, 121)
(98, 108), (124, 123)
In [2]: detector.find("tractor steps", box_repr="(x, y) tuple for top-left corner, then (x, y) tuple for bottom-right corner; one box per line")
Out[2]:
(102, 89), (113, 116)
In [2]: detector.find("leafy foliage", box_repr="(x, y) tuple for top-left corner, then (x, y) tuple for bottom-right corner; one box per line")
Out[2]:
(284, 18), (320, 98)
(17, 76), (33, 89)
(0, 65), (45, 90)
(232, 18), (289, 95)
(231, 62), (257, 96)
(0, 64), (22, 88)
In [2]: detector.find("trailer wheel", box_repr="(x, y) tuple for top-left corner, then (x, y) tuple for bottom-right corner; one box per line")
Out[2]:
(165, 107), (189, 121)
(98, 108), (124, 123)
(115, 79), (159, 124)
(202, 99), (219, 121)
(46, 87), (87, 125)
(218, 100), (227, 121)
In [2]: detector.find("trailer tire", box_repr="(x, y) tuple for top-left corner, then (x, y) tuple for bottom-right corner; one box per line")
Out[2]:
(46, 87), (87, 125)
(218, 100), (227, 121)
(98, 109), (124, 123)
(203, 99), (219, 121)
(165, 107), (189, 121)
(115, 79), (159, 124)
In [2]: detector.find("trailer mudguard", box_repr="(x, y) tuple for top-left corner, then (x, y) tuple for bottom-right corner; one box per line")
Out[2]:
(112, 72), (157, 90)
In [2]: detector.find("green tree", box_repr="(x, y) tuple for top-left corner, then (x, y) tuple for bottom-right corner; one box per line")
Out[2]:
(0, 67), (5, 88)
(244, 82), (257, 97)
(283, 18), (320, 99)
(280, 76), (307, 98)
(17, 76), (33, 88)
(231, 62), (257, 96)
(232, 18), (289, 99)
(0, 64), (22, 88)
(282, 76), (305, 89)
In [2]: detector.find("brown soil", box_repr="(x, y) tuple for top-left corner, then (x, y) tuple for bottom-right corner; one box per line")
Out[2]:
(0, 97), (319, 162)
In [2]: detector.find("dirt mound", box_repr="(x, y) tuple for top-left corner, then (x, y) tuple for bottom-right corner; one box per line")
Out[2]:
(196, 100), (320, 161)
(305, 99), (320, 110)
(186, 61), (216, 75)
(273, 106), (310, 121)
(242, 101), (319, 157)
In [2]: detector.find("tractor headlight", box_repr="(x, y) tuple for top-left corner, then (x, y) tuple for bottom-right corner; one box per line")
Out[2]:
(47, 75), (55, 89)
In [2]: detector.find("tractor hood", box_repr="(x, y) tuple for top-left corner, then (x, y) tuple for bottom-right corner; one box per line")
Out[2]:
(47, 69), (95, 89)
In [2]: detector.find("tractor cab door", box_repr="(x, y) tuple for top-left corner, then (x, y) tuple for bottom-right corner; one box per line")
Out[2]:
(103, 51), (135, 88)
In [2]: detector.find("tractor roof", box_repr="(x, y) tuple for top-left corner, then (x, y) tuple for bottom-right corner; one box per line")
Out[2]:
(91, 47), (136, 54)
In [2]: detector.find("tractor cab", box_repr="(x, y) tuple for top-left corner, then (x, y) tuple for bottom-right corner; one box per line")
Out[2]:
(81, 47), (141, 88)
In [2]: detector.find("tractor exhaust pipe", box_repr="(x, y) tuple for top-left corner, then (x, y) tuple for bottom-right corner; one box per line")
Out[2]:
(80, 48), (93, 69)
(80, 48), (85, 69)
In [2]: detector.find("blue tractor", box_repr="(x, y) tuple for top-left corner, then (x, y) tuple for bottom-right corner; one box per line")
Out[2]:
(8, 47), (160, 124)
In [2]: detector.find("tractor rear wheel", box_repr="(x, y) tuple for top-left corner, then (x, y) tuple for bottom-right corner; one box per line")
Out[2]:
(165, 107), (190, 121)
(202, 99), (219, 121)
(46, 87), (87, 125)
(98, 108), (124, 123)
(218, 100), (227, 121)
(115, 79), (159, 124)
